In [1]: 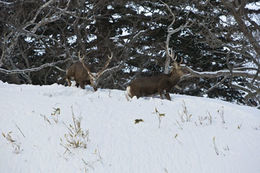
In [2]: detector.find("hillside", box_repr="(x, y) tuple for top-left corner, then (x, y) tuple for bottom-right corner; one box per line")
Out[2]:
(0, 81), (260, 173)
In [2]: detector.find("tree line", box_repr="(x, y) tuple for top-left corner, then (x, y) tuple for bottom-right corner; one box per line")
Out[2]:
(0, 0), (259, 108)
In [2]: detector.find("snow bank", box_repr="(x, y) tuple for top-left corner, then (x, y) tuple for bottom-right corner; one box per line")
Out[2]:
(0, 82), (259, 173)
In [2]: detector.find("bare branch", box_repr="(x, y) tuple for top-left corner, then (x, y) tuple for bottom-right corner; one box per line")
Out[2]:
(182, 65), (260, 80)
(54, 66), (66, 72)
(31, 0), (57, 24)
(222, 0), (260, 55)
(0, 59), (70, 74)
(161, 1), (192, 74)
(160, 0), (176, 29)
(206, 76), (229, 94)
(133, 30), (147, 39)
(0, 0), (14, 5)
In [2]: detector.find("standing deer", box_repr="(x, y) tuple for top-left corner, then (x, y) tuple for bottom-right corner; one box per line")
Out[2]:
(66, 52), (113, 91)
(126, 52), (184, 101)
(126, 0), (190, 100)
(66, 61), (92, 89)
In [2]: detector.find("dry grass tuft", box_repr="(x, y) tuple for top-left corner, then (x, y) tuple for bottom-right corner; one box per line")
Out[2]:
(2, 131), (22, 154)
(60, 107), (89, 150)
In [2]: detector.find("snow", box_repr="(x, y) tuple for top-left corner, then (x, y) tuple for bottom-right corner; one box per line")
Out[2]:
(0, 81), (260, 173)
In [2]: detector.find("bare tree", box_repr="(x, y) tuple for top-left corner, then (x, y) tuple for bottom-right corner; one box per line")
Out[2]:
(178, 0), (260, 107)
(0, 0), (86, 84)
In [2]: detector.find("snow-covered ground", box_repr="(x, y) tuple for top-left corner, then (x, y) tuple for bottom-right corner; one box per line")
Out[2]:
(0, 81), (260, 173)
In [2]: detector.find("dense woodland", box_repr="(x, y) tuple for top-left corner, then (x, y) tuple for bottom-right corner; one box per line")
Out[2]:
(0, 0), (259, 108)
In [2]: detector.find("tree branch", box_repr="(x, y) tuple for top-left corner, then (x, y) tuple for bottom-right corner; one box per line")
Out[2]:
(182, 65), (260, 80)
(0, 58), (70, 74)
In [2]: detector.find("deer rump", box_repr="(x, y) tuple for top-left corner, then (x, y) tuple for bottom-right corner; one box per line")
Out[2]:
(127, 73), (181, 100)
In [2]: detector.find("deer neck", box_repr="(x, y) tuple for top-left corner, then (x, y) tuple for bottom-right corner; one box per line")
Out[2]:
(170, 70), (183, 81)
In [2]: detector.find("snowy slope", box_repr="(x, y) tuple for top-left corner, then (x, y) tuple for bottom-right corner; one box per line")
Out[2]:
(0, 81), (260, 173)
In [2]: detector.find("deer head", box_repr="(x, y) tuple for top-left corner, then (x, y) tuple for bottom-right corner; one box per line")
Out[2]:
(167, 49), (183, 77)
(79, 52), (113, 91)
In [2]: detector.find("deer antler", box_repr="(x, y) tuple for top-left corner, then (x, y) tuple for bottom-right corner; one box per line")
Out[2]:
(179, 56), (183, 64)
(167, 47), (177, 61)
(168, 48), (183, 64)
(96, 52), (113, 78)
(77, 51), (114, 90)
(78, 51), (84, 62)
(78, 51), (95, 78)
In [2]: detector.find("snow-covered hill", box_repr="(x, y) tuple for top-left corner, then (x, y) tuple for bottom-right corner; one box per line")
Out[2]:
(0, 81), (260, 173)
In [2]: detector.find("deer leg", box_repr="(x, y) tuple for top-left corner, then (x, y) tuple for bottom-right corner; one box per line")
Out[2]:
(75, 82), (79, 88)
(86, 80), (91, 85)
(159, 93), (164, 99)
(158, 89), (164, 99)
(79, 82), (85, 89)
(66, 78), (72, 86)
(165, 93), (171, 101)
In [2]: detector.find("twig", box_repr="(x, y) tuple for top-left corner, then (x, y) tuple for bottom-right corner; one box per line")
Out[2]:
(213, 136), (219, 155)
(206, 75), (229, 93)
(15, 123), (25, 138)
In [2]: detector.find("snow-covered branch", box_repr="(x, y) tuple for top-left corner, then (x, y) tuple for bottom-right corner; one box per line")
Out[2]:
(181, 64), (260, 105)
(182, 65), (260, 80)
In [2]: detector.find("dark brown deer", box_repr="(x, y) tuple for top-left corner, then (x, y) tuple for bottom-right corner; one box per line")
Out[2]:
(126, 0), (189, 101)
(66, 61), (93, 90)
(66, 52), (113, 91)
(126, 53), (183, 101)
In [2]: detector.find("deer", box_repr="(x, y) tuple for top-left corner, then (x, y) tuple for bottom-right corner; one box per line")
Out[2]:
(66, 52), (113, 91)
(126, 0), (191, 101)
(126, 45), (184, 101)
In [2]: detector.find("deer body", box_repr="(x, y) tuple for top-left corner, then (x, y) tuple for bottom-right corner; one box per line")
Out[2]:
(66, 52), (113, 91)
(127, 62), (183, 100)
(66, 62), (91, 89)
